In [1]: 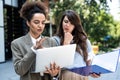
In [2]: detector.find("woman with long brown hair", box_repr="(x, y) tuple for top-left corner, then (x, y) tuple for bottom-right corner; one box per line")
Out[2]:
(52, 10), (100, 80)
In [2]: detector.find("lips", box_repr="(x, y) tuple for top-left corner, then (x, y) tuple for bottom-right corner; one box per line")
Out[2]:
(64, 28), (69, 31)
(37, 29), (42, 32)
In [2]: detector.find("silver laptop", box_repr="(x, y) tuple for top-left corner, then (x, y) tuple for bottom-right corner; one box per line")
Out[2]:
(35, 44), (76, 73)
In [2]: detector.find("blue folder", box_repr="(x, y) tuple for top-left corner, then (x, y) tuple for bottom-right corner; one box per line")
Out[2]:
(68, 66), (91, 76)
(68, 49), (120, 76)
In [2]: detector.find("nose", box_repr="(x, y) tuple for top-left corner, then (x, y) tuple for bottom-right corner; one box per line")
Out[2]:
(64, 24), (69, 28)
(38, 23), (42, 28)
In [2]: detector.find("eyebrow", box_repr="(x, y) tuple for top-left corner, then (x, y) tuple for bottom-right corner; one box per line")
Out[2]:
(33, 19), (46, 22)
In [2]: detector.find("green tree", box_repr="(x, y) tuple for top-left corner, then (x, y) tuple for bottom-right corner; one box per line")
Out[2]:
(108, 21), (120, 48)
(50, 0), (119, 51)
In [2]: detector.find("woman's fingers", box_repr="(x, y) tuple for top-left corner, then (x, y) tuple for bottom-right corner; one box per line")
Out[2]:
(63, 32), (73, 45)
(45, 62), (60, 77)
(35, 37), (47, 49)
(39, 37), (47, 44)
(90, 73), (101, 78)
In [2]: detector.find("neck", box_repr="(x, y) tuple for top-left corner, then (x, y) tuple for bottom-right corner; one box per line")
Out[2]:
(29, 32), (40, 39)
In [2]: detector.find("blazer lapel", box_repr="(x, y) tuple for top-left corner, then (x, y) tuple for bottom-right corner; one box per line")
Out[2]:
(24, 33), (33, 47)
(24, 34), (47, 48)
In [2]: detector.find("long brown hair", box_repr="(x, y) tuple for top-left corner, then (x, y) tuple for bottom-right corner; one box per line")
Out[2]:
(57, 10), (88, 62)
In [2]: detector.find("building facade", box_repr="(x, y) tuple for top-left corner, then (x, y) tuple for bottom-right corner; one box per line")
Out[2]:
(0, 0), (57, 62)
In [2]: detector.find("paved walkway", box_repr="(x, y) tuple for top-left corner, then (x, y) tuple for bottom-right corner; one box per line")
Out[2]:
(0, 60), (19, 80)
(0, 59), (120, 80)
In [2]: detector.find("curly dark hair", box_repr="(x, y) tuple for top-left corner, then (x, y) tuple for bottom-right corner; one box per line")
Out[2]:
(19, 0), (47, 21)
(57, 10), (88, 62)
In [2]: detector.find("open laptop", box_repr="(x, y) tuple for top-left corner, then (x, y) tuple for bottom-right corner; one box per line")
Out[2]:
(35, 44), (76, 73)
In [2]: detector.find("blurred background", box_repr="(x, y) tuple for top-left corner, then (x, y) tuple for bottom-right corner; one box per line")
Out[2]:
(0, 0), (120, 80)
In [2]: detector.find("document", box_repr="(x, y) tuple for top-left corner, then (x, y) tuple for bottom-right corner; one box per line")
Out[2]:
(68, 49), (120, 76)
(35, 44), (76, 73)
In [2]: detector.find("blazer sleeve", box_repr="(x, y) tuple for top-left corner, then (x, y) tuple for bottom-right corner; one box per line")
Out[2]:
(11, 40), (36, 76)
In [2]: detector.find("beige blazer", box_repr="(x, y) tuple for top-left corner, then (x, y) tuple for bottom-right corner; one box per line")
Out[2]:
(11, 33), (57, 80)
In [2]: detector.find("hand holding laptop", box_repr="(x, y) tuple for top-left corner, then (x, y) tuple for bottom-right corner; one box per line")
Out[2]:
(45, 62), (60, 77)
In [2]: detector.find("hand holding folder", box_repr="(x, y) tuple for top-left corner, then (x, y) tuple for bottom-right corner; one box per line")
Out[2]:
(69, 49), (120, 76)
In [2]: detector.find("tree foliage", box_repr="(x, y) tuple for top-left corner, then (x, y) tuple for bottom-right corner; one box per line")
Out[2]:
(50, 0), (120, 51)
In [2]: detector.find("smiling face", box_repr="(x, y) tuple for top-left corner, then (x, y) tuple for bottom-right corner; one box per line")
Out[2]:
(27, 13), (46, 39)
(62, 16), (75, 33)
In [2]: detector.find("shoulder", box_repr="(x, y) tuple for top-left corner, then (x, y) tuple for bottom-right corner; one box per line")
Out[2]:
(51, 36), (60, 46)
(86, 39), (91, 46)
(86, 39), (93, 51)
(11, 34), (29, 46)
(11, 36), (24, 44)
(86, 39), (90, 43)
(42, 37), (58, 47)
(11, 36), (25, 51)
(51, 36), (60, 40)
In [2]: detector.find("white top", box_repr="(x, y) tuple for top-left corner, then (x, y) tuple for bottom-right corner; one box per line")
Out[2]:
(30, 34), (42, 53)
(30, 34), (42, 45)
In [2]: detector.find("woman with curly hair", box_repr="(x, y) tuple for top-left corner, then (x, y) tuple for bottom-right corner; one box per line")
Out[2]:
(11, 1), (60, 80)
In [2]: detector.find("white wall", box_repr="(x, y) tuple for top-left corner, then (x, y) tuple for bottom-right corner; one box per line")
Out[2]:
(0, 0), (3, 26)
(0, 28), (5, 62)
(5, 0), (18, 7)
(0, 0), (5, 62)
